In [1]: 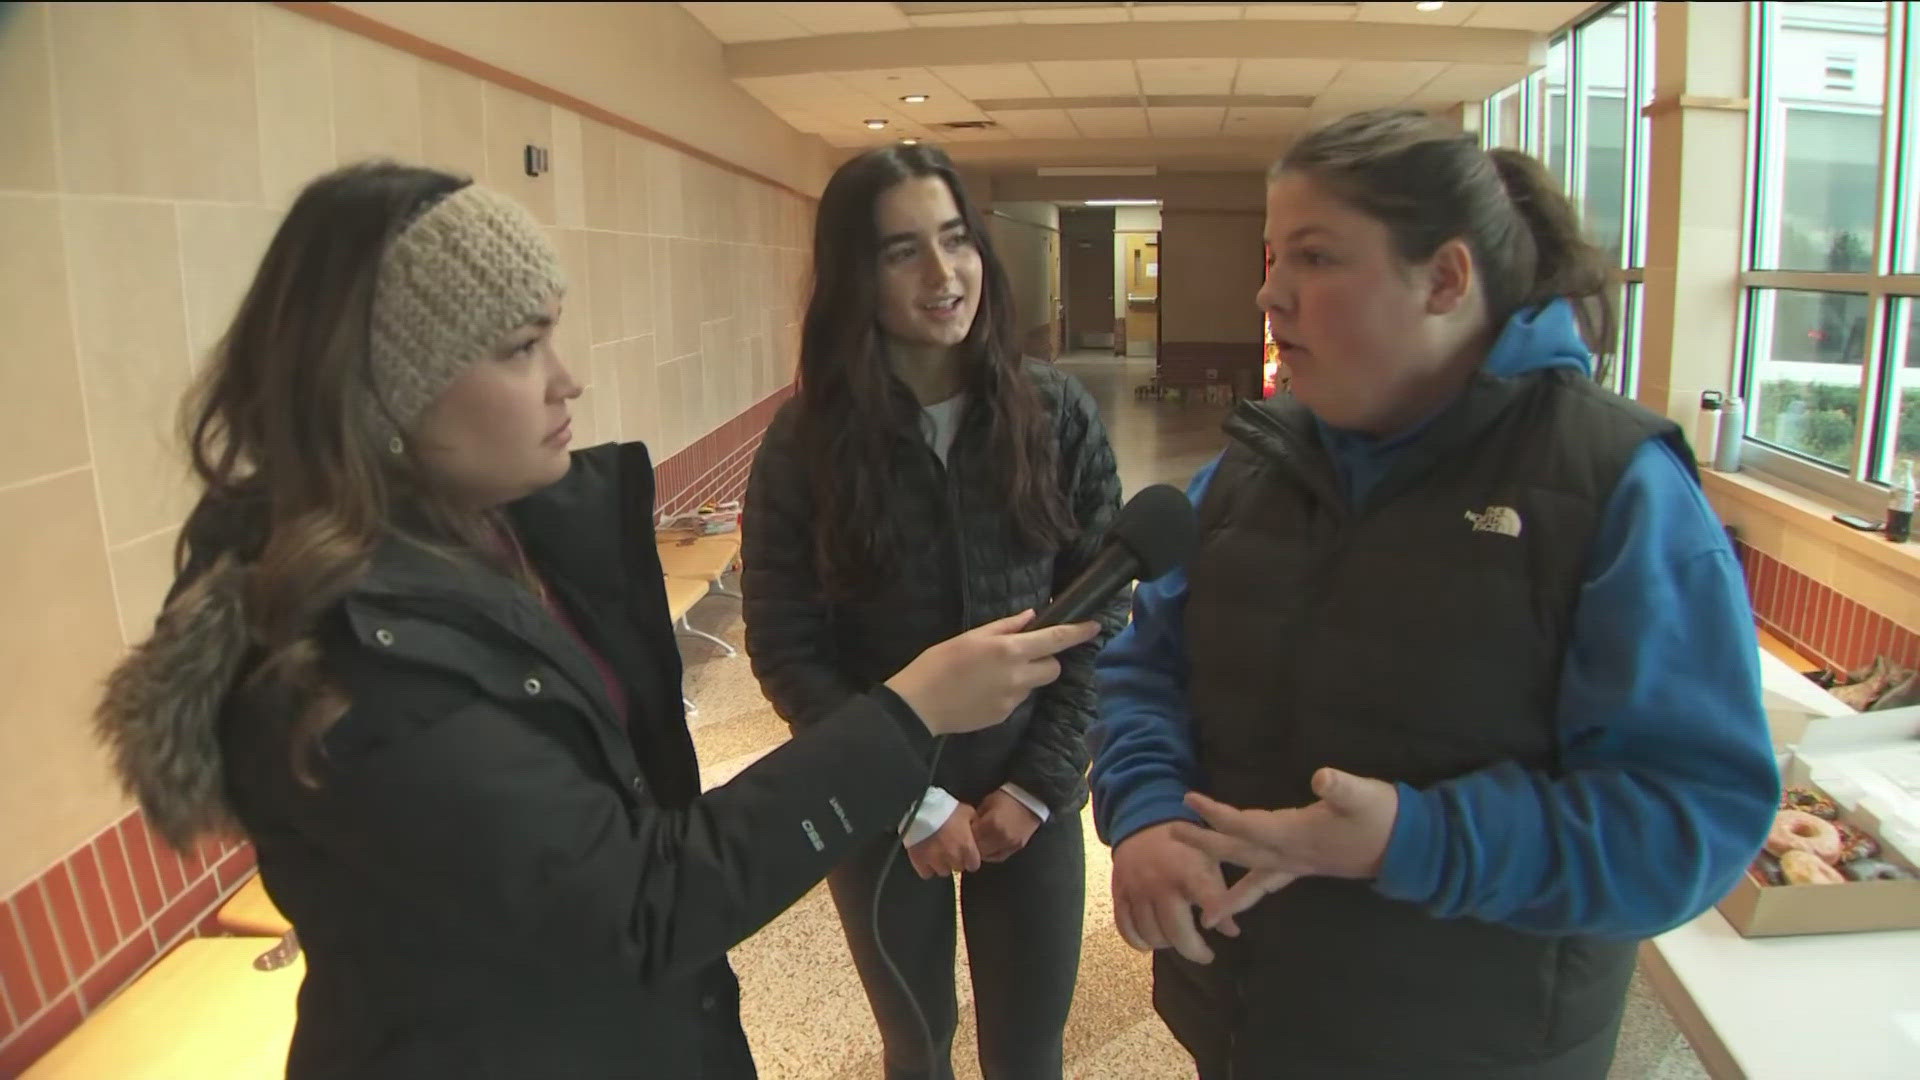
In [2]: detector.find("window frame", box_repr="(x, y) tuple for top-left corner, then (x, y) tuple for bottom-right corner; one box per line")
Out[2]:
(1736, 1), (1913, 514)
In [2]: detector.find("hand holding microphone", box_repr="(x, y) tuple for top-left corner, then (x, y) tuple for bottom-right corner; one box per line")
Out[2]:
(883, 482), (1198, 738)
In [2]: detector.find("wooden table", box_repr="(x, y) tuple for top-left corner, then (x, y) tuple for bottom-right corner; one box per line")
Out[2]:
(655, 532), (741, 590)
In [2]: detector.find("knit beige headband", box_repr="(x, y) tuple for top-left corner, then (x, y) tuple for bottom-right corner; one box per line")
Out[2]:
(365, 184), (566, 450)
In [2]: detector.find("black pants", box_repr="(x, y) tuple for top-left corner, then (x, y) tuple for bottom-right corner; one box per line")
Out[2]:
(826, 808), (1085, 1080)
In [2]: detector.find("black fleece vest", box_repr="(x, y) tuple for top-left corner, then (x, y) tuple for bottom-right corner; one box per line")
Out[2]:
(1177, 369), (1684, 1077)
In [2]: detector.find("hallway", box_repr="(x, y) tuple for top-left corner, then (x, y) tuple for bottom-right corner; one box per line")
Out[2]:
(676, 361), (1708, 1079)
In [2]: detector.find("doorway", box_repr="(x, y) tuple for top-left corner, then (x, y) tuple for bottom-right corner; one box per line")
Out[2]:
(1061, 207), (1115, 352)
(1121, 232), (1159, 358)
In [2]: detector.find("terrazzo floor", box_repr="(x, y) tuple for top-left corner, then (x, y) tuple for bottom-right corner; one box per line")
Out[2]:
(678, 356), (1709, 1079)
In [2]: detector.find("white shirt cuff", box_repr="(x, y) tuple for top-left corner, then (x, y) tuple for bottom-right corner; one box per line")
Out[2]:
(1000, 783), (1051, 824)
(900, 786), (959, 847)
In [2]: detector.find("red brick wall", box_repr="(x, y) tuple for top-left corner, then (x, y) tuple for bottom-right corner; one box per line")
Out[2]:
(0, 813), (257, 1074)
(1737, 540), (1920, 675)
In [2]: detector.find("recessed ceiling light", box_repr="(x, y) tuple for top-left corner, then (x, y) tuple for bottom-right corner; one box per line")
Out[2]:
(1084, 199), (1160, 207)
(1415, 1), (1445, 10)
(863, 118), (888, 130)
(901, 138), (921, 145)
(901, 94), (929, 104)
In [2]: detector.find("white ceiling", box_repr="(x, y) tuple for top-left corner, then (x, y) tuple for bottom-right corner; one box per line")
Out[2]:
(679, 2), (1597, 169)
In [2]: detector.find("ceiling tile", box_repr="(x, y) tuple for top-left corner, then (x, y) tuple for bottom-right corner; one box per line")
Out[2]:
(1234, 58), (1343, 95)
(1244, 2), (1359, 20)
(831, 67), (944, 103)
(783, 2), (913, 35)
(1319, 59), (1449, 102)
(679, 2), (811, 43)
(1033, 60), (1140, 98)
(738, 73), (853, 104)
(906, 11), (1022, 28)
(931, 63), (1051, 100)
(1147, 106), (1227, 137)
(983, 109), (1081, 139)
(1412, 62), (1534, 106)
(1225, 105), (1311, 135)
(1069, 107), (1151, 139)
(1135, 58), (1238, 96)
(1131, 4), (1246, 20)
(1463, 1), (1591, 32)
(1019, 7), (1131, 24)
(1354, 1), (1481, 26)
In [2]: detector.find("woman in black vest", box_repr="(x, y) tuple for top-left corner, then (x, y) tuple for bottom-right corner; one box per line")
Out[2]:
(741, 145), (1125, 1079)
(92, 162), (1097, 1079)
(1090, 109), (1777, 1078)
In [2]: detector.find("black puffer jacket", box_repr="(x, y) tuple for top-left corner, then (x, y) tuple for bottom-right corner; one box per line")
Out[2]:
(95, 442), (936, 1079)
(743, 362), (1125, 812)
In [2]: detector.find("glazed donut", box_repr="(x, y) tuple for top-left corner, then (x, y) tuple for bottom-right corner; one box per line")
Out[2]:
(1840, 858), (1914, 883)
(1767, 809), (1844, 862)
(1835, 822), (1881, 864)
(1780, 849), (1846, 885)
(1780, 787), (1839, 821)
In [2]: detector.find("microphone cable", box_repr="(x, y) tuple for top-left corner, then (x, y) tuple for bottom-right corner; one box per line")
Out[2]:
(869, 735), (947, 1076)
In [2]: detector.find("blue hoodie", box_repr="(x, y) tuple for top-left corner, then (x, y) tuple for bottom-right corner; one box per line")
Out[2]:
(1090, 301), (1779, 939)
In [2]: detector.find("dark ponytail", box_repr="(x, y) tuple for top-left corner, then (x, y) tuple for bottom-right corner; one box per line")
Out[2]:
(1275, 108), (1618, 364)
(1486, 148), (1616, 359)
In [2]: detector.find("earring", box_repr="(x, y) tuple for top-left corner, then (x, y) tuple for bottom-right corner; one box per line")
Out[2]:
(388, 435), (405, 455)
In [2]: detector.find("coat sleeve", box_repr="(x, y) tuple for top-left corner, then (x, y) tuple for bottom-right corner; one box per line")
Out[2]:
(1003, 374), (1128, 813)
(740, 411), (867, 730)
(301, 674), (932, 987)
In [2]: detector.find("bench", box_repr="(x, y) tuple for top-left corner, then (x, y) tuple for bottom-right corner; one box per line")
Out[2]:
(23, 938), (303, 1079)
(215, 874), (292, 938)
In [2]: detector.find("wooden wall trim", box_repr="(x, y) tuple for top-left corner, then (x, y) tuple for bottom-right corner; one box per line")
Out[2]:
(275, 2), (818, 204)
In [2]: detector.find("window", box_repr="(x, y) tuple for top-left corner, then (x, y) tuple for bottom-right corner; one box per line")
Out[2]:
(1544, 38), (1570, 184)
(1477, 3), (1654, 390)
(1738, 1), (1912, 506)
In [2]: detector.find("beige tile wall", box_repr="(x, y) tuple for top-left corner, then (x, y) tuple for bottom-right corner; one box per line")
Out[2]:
(0, 0), (812, 895)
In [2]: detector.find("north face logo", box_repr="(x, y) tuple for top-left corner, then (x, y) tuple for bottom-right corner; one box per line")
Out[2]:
(1464, 506), (1523, 538)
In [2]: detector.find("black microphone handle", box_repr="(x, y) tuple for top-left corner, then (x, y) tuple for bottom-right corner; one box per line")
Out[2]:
(1031, 542), (1139, 628)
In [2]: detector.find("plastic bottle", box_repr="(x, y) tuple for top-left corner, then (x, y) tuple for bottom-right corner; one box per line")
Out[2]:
(1695, 391), (1723, 468)
(1888, 459), (1913, 544)
(1715, 396), (1745, 473)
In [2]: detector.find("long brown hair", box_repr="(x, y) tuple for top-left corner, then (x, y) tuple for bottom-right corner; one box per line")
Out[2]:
(796, 144), (1072, 598)
(1275, 108), (1617, 362)
(180, 161), (514, 780)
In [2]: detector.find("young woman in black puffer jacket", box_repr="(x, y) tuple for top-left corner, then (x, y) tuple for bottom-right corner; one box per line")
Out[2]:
(743, 144), (1125, 1080)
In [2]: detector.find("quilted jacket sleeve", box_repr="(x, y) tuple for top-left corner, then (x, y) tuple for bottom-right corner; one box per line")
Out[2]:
(1003, 371), (1127, 813)
(741, 406), (865, 730)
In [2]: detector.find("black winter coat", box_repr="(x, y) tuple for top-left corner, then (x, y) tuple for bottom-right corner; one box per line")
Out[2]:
(742, 362), (1126, 812)
(120, 443), (936, 1079)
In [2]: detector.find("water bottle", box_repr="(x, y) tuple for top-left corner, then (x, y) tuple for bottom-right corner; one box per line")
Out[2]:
(1715, 396), (1744, 473)
(1695, 391), (1723, 468)
(1888, 459), (1913, 544)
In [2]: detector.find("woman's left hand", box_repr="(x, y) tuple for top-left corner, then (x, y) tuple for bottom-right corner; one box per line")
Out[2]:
(972, 789), (1043, 863)
(1168, 767), (1400, 929)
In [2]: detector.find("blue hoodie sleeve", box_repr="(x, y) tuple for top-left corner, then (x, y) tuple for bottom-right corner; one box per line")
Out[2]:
(1088, 457), (1219, 847)
(1376, 437), (1780, 938)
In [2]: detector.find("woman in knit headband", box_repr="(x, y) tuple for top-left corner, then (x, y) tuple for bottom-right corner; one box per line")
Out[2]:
(92, 161), (1098, 1078)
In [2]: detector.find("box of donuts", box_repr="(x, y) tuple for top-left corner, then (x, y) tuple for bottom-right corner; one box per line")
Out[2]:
(1718, 705), (1920, 937)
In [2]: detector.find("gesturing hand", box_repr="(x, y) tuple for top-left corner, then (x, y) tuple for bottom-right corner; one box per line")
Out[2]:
(1167, 768), (1400, 930)
(1110, 822), (1241, 965)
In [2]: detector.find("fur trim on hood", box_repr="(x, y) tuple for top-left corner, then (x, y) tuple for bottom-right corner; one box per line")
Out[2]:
(95, 502), (259, 850)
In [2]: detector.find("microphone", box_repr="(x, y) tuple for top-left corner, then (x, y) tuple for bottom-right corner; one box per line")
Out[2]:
(1031, 483), (1197, 628)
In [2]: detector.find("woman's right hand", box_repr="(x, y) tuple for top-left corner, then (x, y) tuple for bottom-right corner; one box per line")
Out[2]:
(884, 610), (1100, 737)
